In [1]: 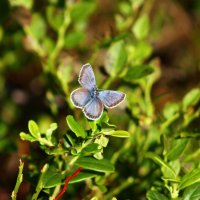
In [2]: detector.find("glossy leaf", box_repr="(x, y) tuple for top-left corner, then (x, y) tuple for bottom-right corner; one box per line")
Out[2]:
(94, 135), (109, 147)
(132, 14), (149, 40)
(46, 6), (63, 31)
(163, 103), (180, 119)
(29, 14), (46, 40)
(42, 167), (65, 188)
(9, 0), (33, 9)
(179, 168), (200, 190)
(20, 132), (36, 142)
(146, 153), (176, 178)
(105, 40), (127, 77)
(76, 157), (115, 172)
(146, 190), (168, 200)
(71, 2), (96, 22)
(127, 41), (152, 64)
(46, 123), (57, 141)
(104, 130), (130, 138)
(166, 138), (188, 161)
(81, 143), (100, 154)
(69, 171), (99, 184)
(64, 31), (85, 48)
(28, 120), (40, 139)
(182, 88), (200, 111)
(124, 65), (154, 81)
(183, 182), (200, 200)
(66, 115), (87, 138)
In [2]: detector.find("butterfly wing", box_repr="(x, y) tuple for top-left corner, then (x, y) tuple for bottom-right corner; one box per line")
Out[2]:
(70, 88), (91, 108)
(98, 90), (126, 108)
(83, 98), (103, 120)
(78, 63), (96, 90)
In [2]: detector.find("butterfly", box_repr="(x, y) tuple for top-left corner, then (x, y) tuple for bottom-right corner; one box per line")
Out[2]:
(70, 64), (126, 120)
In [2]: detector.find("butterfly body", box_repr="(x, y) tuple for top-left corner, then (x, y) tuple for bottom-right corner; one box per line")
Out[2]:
(90, 87), (99, 98)
(70, 64), (125, 120)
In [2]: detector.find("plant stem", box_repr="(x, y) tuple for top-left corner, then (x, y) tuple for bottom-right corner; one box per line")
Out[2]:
(160, 113), (180, 132)
(49, 7), (71, 68)
(31, 164), (49, 200)
(50, 185), (61, 200)
(144, 80), (154, 117)
(11, 160), (24, 200)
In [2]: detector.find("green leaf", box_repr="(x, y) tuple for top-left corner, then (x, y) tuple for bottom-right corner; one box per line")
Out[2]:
(64, 31), (85, 48)
(166, 138), (188, 161)
(69, 171), (99, 184)
(127, 41), (152, 64)
(183, 182), (200, 200)
(29, 14), (46, 40)
(42, 166), (65, 188)
(119, 1), (132, 16)
(179, 168), (200, 190)
(76, 157), (115, 172)
(163, 103), (180, 119)
(81, 143), (100, 154)
(146, 190), (169, 200)
(132, 14), (149, 40)
(146, 153), (176, 178)
(66, 115), (87, 138)
(28, 120), (40, 139)
(46, 123), (57, 141)
(9, 0), (33, 9)
(105, 40), (127, 77)
(20, 132), (36, 142)
(182, 88), (200, 111)
(94, 135), (109, 147)
(71, 2), (96, 22)
(124, 65), (154, 81)
(46, 6), (64, 31)
(104, 130), (130, 138)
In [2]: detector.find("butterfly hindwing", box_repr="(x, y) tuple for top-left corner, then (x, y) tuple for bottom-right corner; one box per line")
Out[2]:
(78, 63), (96, 90)
(83, 98), (103, 120)
(98, 90), (125, 108)
(70, 88), (91, 108)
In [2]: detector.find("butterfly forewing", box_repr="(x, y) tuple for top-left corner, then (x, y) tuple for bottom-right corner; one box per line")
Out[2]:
(70, 88), (91, 108)
(78, 64), (96, 90)
(83, 98), (103, 120)
(98, 90), (125, 108)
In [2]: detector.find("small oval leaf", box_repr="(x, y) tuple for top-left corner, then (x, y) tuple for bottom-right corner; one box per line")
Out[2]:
(179, 168), (200, 190)
(69, 171), (99, 184)
(76, 157), (115, 172)
(146, 190), (168, 200)
(182, 88), (200, 111)
(146, 153), (176, 178)
(105, 40), (127, 77)
(81, 143), (100, 154)
(183, 182), (200, 200)
(124, 65), (154, 81)
(66, 115), (87, 138)
(104, 130), (130, 138)
(28, 120), (40, 138)
(42, 167), (65, 188)
(132, 14), (149, 40)
(166, 138), (188, 161)
(20, 132), (36, 142)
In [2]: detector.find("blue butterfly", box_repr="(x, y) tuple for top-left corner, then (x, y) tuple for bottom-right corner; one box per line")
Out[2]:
(70, 64), (126, 120)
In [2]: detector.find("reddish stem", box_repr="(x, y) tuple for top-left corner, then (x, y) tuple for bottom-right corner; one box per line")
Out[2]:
(54, 167), (83, 200)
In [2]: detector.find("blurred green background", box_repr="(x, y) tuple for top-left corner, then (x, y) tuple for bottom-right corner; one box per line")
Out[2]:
(0, 0), (200, 199)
